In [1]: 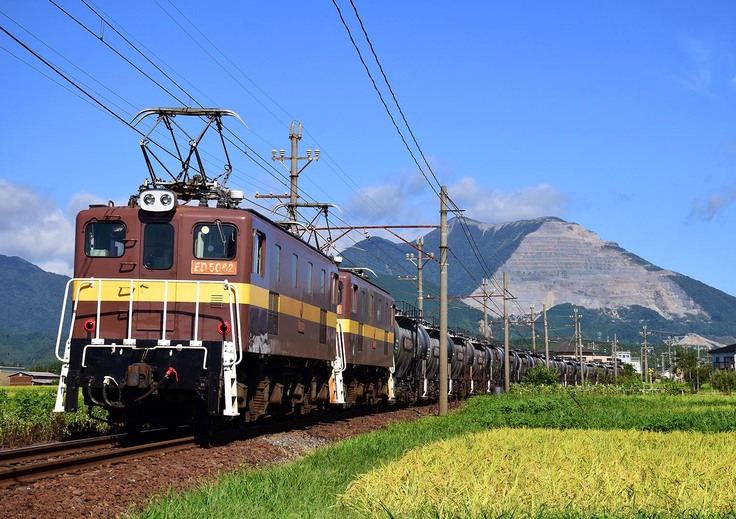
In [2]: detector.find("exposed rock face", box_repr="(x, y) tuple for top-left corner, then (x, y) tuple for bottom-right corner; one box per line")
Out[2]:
(465, 220), (705, 319)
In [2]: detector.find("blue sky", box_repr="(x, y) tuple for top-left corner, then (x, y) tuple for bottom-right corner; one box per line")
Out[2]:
(1, 1), (735, 296)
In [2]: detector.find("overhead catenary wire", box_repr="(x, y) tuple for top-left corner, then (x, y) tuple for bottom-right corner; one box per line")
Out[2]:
(7, 2), (524, 341)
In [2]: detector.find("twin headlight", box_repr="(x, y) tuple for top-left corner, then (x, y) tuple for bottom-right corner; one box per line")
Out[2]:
(140, 189), (176, 212)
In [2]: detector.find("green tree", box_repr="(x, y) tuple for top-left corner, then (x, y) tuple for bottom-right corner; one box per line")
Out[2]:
(674, 347), (711, 391)
(710, 370), (736, 395)
(521, 363), (560, 386)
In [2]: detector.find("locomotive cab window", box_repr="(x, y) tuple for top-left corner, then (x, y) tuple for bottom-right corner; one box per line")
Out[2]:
(85, 222), (126, 258)
(194, 222), (237, 260)
(143, 223), (174, 269)
(252, 230), (266, 276)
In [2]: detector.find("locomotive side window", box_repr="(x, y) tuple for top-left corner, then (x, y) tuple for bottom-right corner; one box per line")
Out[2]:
(330, 273), (340, 305)
(352, 284), (358, 313)
(291, 254), (298, 288)
(306, 262), (313, 295)
(194, 222), (237, 260)
(320, 269), (326, 297)
(144, 223), (174, 269)
(337, 280), (344, 305)
(273, 244), (281, 283)
(252, 230), (266, 276)
(85, 222), (126, 258)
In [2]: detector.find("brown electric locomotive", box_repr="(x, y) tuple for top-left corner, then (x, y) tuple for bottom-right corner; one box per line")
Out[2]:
(53, 108), (395, 429)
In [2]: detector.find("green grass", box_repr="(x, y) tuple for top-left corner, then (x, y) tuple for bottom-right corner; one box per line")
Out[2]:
(131, 390), (736, 518)
(0, 386), (109, 447)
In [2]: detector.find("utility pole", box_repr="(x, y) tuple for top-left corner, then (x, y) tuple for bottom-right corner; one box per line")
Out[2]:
(271, 122), (319, 231)
(530, 304), (536, 352)
(401, 237), (434, 320)
(612, 334), (618, 381)
(665, 336), (674, 377)
(503, 272), (510, 393)
(640, 325), (651, 385)
(439, 186), (448, 416)
(482, 278), (491, 339)
(570, 308), (583, 384)
(543, 304), (549, 368)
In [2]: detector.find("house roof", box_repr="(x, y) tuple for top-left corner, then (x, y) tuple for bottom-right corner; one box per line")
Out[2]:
(7, 371), (59, 378)
(709, 343), (736, 355)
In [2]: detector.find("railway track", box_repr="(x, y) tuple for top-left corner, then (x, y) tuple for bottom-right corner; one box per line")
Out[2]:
(0, 432), (196, 488)
(0, 402), (417, 489)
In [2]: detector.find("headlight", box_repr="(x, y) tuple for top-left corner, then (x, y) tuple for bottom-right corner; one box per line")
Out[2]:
(139, 189), (177, 213)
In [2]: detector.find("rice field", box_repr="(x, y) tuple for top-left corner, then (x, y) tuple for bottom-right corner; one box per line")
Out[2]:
(134, 390), (736, 518)
(337, 427), (736, 518)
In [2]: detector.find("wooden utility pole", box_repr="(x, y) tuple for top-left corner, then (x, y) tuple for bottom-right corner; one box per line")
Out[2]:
(503, 272), (510, 393)
(543, 304), (550, 368)
(439, 186), (448, 416)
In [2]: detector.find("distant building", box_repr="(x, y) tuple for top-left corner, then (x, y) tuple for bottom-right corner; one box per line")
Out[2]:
(709, 344), (736, 371)
(0, 370), (59, 386)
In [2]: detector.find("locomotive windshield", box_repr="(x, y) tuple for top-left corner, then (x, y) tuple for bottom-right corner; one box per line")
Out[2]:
(84, 222), (126, 257)
(143, 223), (174, 269)
(194, 222), (237, 260)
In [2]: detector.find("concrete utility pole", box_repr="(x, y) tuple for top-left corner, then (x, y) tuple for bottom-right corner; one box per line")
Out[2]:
(482, 278), (491, 339)
(640, 325), (651, 384)
(570, 308), (583, 384)
(271, 121), (319, 230)
(530, 304), (536, 352)
(665, 336), (674, 376)
(543, 304), (550, 368)
(401, 237), (434, 320)
(612, 334), (618, 381)
(503, 272), (510, 393)
(439, 186), (449, 417)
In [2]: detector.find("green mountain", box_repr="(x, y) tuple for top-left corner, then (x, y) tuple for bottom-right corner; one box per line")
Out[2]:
(0, 255), (69, 366)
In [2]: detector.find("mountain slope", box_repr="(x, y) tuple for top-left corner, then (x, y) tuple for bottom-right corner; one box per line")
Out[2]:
(0, 255), (69, 366)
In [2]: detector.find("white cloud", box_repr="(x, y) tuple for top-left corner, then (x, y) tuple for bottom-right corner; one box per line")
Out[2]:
(0, 179), (101, 276)
(690, 183), (736, 220)
(447, 178), (569, 222)
(679, 37), (713, 95)
(337, 175), (569, 253)
(343, 171), (433, 225)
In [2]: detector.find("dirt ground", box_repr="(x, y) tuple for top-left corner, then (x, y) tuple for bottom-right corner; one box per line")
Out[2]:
(2, 404), (451, 518)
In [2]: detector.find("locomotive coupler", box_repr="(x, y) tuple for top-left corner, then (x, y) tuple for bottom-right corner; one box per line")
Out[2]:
(126, 363), (154, 388)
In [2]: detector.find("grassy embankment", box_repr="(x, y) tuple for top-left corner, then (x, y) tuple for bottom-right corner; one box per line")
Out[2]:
(132, 388), (736, 518)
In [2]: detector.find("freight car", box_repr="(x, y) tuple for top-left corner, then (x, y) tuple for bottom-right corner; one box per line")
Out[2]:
(53, 108), (606, 431)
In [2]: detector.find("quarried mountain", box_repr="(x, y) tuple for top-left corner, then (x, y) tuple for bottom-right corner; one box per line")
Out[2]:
(339, 217), (736, 345)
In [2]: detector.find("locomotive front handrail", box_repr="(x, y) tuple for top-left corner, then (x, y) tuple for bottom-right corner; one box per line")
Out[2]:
(55, 278), (95, 362)
(56, 277), (243, 355)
